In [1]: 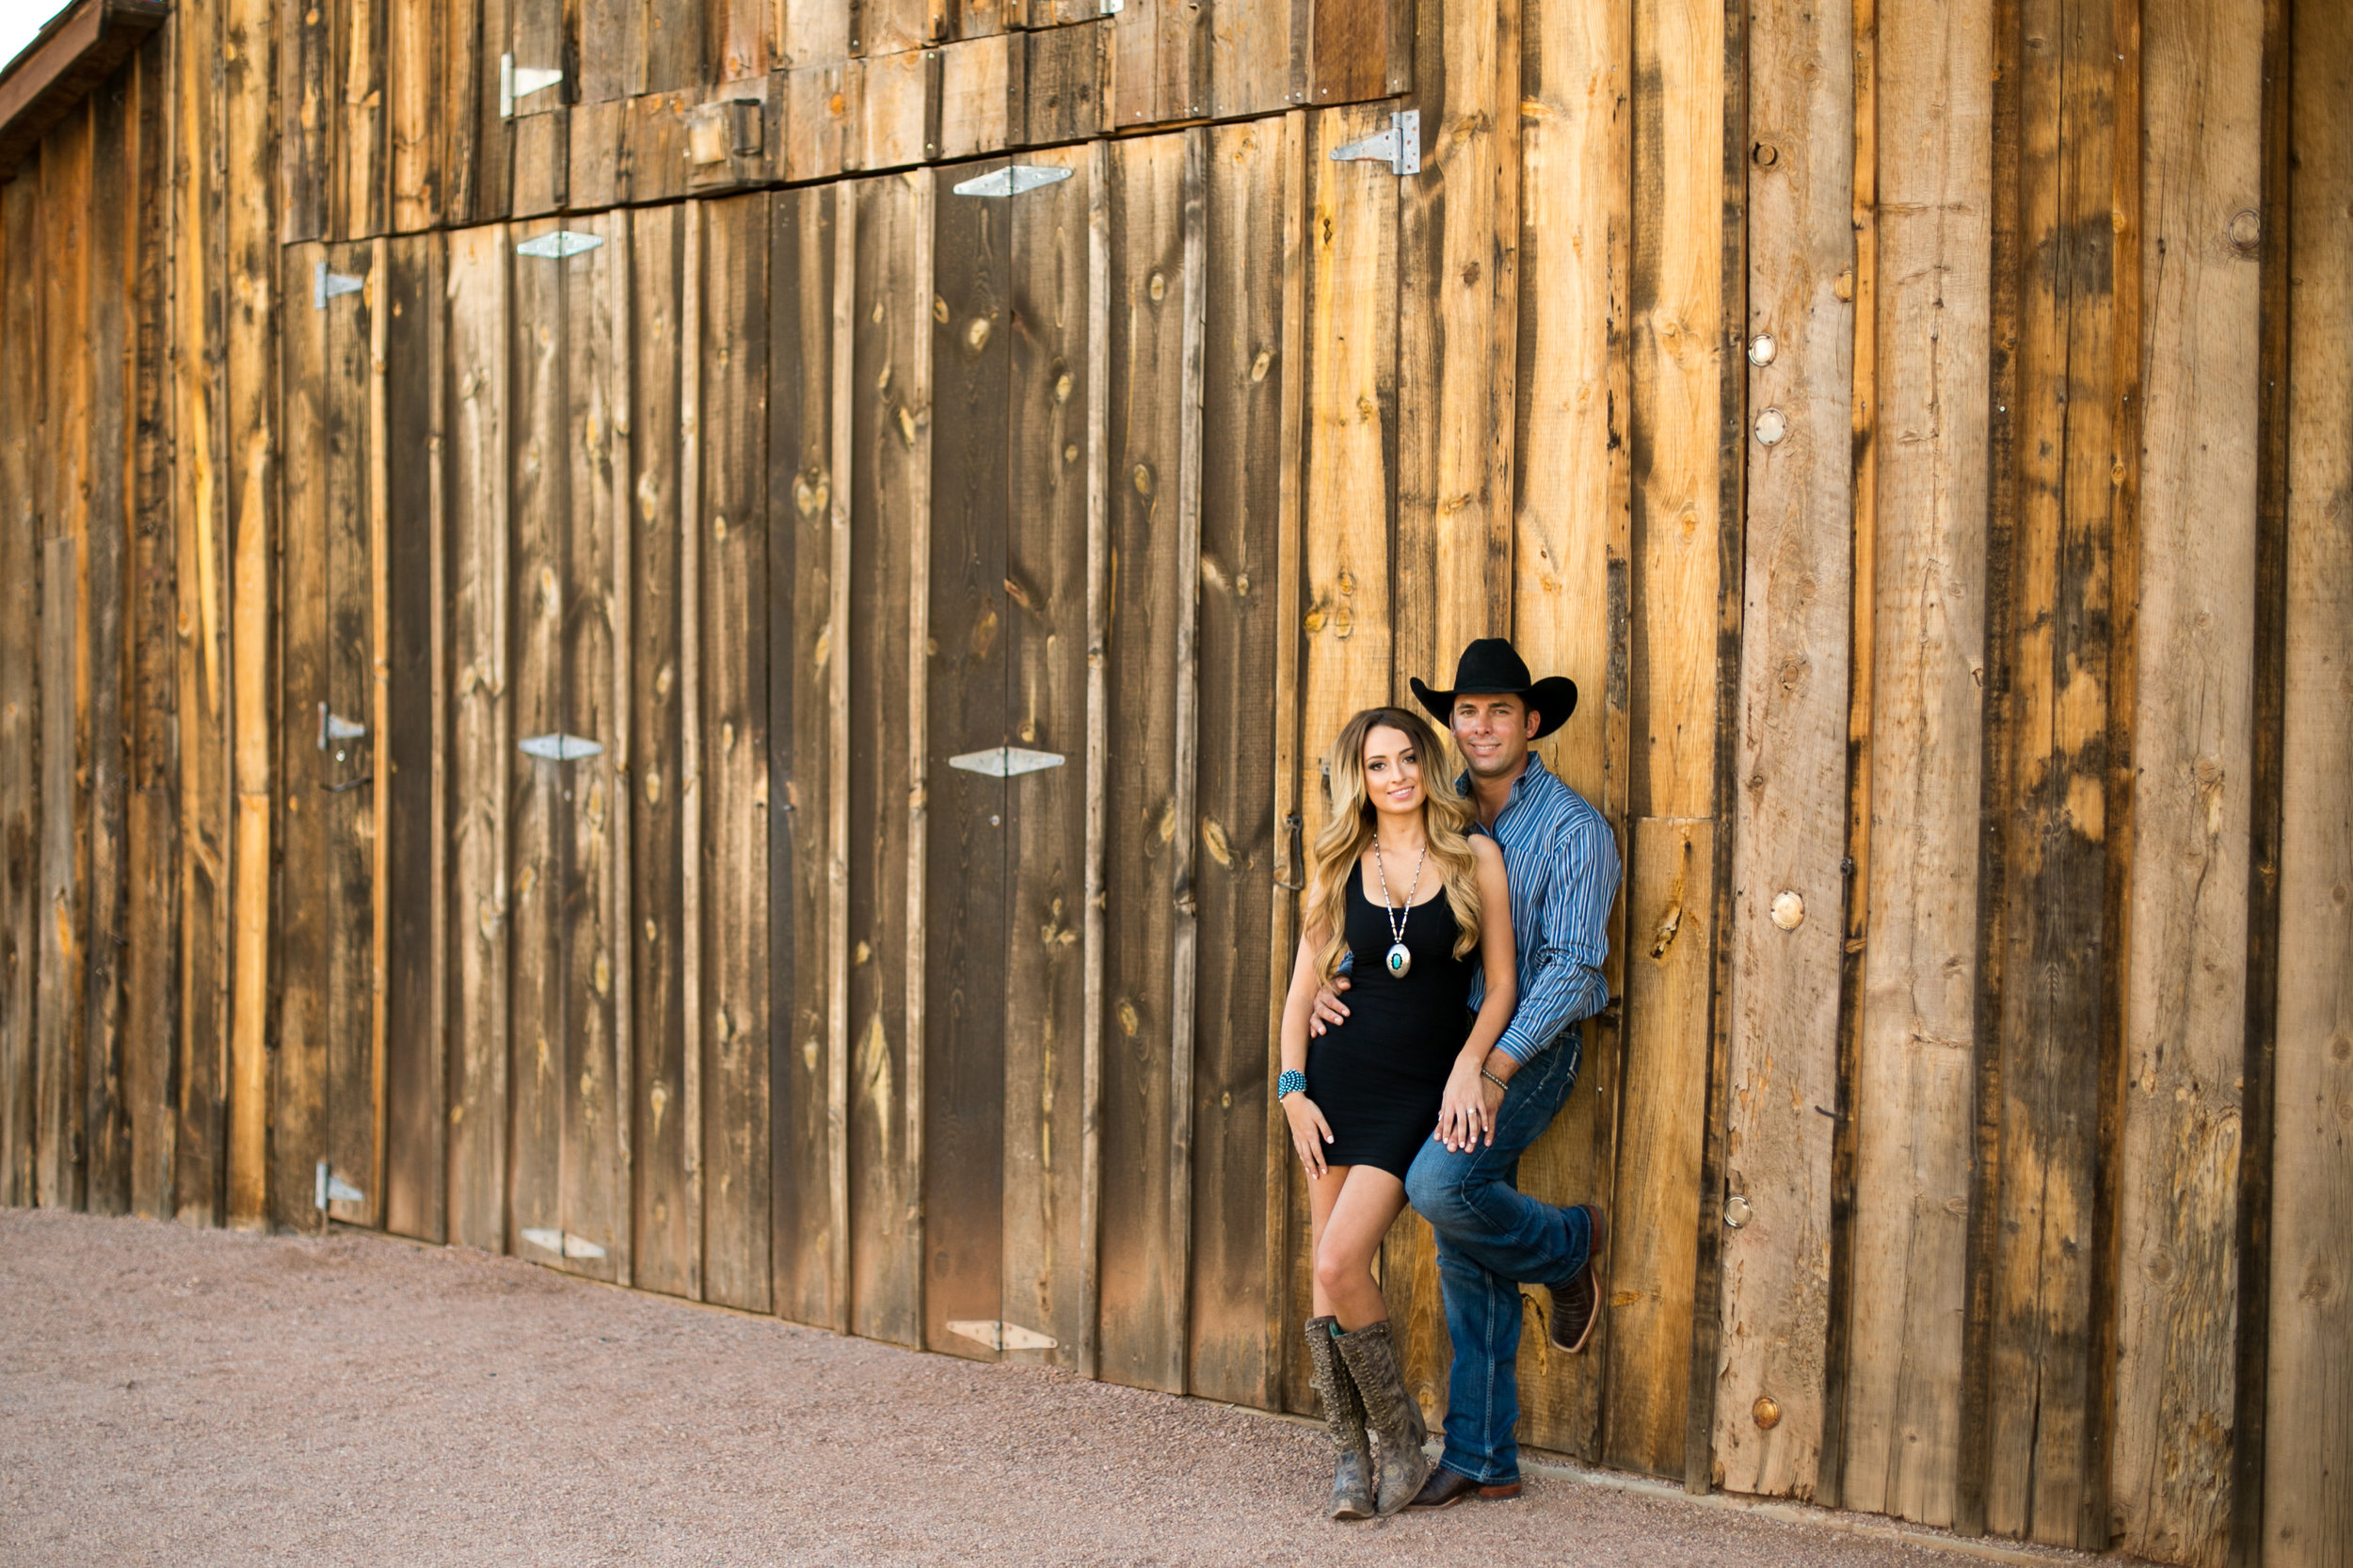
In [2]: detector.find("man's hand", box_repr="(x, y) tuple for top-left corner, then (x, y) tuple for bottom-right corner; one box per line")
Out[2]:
(1309, 974), (1353, 1036)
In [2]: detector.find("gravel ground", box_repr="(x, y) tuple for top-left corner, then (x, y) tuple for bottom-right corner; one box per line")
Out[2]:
(1, 1208), (2091, 1568)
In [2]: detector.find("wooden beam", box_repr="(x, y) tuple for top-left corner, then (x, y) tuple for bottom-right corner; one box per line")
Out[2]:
(680, 199), (706, 1299)
(607, 210), (635, 1282)
(827, 184), (855, 1334)
(1079, 136), (1110, 1384)
(1715, 0), (1856, 1499)
(901, 165), (935, 1348)
(1513, 0), (1633, 1464)
(2111, 0), (2265, 1557)
(0, 171), (35, 1211)
(2265, 0), (2353, 1559)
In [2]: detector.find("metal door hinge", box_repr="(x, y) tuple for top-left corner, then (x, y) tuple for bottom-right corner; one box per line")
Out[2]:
(946, 1319), (1058, 1352)
(1097, 0), (1123, 13)
(948, 745), (1065, 778)
(521, 1227), (609, 1260)
(516, 231), (604, 260)
(1329, 110), (1420, 176)
(952, 165), (1074, 199)
(318, 703), (365, 748)
(500, 53), (564, 119)
(314, 1161), (364, 1209)
(519, 732), (605, 761)
(313, 263), (363, 310)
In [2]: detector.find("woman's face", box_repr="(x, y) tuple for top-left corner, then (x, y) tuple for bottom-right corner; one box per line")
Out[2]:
(1362, 724), (1426, 819)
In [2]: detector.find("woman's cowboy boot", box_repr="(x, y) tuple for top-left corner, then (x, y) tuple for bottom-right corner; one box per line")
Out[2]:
(1303, 1318), (1376, 1520)
(1335, 1320), (1432, 1515)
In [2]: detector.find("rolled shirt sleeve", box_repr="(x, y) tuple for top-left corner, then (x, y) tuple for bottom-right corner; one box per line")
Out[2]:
(1490, 807), (1620, 1066)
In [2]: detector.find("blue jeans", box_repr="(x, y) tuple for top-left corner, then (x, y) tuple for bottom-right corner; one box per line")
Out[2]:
(1402, 1032), (1592, 1486)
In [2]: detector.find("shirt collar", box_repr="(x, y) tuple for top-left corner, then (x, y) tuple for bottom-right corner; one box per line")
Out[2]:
(1456, 752), (1555, 830)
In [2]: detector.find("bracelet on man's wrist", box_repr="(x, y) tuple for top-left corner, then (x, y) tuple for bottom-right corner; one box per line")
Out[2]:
(1479, 1067), (1510, 1092)
(1277, 1068), (1307, 1100)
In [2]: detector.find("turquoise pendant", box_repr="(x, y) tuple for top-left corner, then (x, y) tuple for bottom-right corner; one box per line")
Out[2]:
(1385, 942), (1413, 980)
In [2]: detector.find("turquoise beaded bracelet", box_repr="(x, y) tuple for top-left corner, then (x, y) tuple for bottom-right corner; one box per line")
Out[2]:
(1277, 1069), (1306, 1099)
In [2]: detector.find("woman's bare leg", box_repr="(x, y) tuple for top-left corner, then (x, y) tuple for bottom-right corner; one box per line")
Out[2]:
(1309, 1166), (1410, 1330)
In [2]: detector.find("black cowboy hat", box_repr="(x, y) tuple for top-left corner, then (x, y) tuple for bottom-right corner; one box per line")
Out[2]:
(1409, 638), (1578, 741)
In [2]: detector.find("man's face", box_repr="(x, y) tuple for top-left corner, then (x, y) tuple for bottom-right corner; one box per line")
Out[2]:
(1450, 694), (1539, 779)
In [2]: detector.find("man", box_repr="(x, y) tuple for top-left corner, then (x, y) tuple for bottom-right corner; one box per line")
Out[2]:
(1310, 637), (1619, 1510)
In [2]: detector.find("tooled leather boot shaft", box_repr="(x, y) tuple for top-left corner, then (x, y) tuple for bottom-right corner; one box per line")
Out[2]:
(1304, 1317), (1375, 1521)
(1334, 1320), (1432, 1515)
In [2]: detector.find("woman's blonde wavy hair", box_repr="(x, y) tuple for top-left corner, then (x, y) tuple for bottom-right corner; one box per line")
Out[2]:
(1305, 707), (1482, 985)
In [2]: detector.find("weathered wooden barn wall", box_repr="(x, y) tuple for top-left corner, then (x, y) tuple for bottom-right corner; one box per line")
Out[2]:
(1, 1), (2349, 1564)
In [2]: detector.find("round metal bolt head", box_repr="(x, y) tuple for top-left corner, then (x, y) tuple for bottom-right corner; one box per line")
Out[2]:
(1770, 889), (1804, 929)
(1723, 1193), (1753, 1229)
(1748, 333), (1777, 367)
(1753, 1395), (1782, 1431)
(1754, 407), (1789, 446)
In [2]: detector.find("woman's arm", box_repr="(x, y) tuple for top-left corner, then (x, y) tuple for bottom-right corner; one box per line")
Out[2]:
(1277, 921), (1337, 1179)
(1434, 838), (1518, 1150)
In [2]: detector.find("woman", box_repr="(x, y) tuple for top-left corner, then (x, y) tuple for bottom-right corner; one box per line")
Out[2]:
(1276, 707), (1516, 1518)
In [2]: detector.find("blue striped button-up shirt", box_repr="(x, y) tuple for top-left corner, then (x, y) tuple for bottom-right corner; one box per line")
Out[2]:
(1464, 755), (1620, 1066)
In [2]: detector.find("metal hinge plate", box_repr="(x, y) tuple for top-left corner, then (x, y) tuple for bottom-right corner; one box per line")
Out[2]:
(946, 1319), (1058, 1352)
(313, 263), (363, 311)
(314, 1160), (364, 1209)
(516, 230), (604, 261)
(519, 732), (605, 761)
(1329, 110), (1421, 176)
(948, 746), (1065, 778)
(521, 1227), (609, 1260)
(318, 703), (365, 747)
(952, 165), (1075, 199)
(500, 54), (564, 119)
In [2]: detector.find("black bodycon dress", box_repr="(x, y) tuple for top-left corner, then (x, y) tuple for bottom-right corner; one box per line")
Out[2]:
(1304, 865), (1479, 1179)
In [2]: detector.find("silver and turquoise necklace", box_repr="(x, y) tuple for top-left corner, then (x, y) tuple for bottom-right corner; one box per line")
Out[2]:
(1372, 839), (1428, 979)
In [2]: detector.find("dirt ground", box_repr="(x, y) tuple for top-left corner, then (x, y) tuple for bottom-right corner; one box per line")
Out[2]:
(2, 1208), (2091, 1568)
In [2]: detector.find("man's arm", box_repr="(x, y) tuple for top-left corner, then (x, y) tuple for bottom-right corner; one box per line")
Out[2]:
(1489, 809), (1620, 1066)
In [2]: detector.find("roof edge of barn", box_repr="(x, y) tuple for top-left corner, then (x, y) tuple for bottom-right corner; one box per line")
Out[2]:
(0, 0), (168, 182)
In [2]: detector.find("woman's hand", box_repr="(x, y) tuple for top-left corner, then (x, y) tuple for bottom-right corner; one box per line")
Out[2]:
(1284, 1092), (1336, 1179)
(1435, 1056), (1494, 1152)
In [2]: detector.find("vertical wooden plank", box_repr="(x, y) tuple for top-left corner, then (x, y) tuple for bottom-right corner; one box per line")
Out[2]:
(1605, 817), (1717, 1472)
(223, 0), (280, 1233)
(864, 0), (939, 56)
(38, 108), (95, 1215)
(447, 0), (513, 223)
(1095, 130), (1193, 1396)
(1257, 107), (1310, 1415)
(1608, 0), (1728, 1482)
(1277, 103), (1399, 1418)
(629, 202), (694, 1297)
(506, 215), (568, 1264)
(1513, 0), (1632, 1464)
(696, 193), (772, 1312)
(172, 0), (233, 1229)
(2110, 0), (2264, 1558)
(1022, 21), (1105, 146)
(1000, 140), (1094, 1369)
(85, 77), (140, 1216)
(900, 168), (937, 1352)
(445, 220), (512, 1253)
(391, 0), (446, 233)
(283, 0), (332, 241)
(383, 233), (446, 1241)
(1078, 136), (1111, 1383)
(920, 160), (1011, 1363)
(270, 237), (342, 1236)
(1980, 0), (2139, 1539)
(366, 234), (394, 1224)
(680, 202), (706, 1298)
(1185, 118), (1286, 1408)
(1840, 0), (1991, 1530)
(644, 0), (707, 91)
(767, 184), (838, 1327)
(715, 0), (772, 81)
(606, 203), (634, 1286)
(341, 0), (390, 238)
(556, 211), (623, 1280)
(1308, 0), (1411, 105)
(781, 0), (850, 70)
(1210, 0), (1305, 120)
(0, 171), (34, 1210)
(1161, 127), (1209, 1397)
(1715, 0), (1855, 1499)
(124, 37), (182, 1223)
(2265, 1), (2353, 1560)
(826, 185), (856, 1332)
(577, 0), (641, 103)
(846, 170), (929, 1349)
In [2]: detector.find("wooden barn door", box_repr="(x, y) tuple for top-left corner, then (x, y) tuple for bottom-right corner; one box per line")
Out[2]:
(277, 235), (440, 1239)
(503, 214), (628, 1283)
